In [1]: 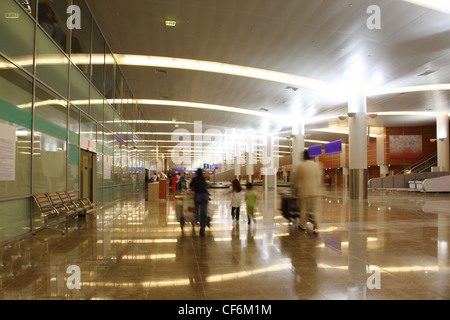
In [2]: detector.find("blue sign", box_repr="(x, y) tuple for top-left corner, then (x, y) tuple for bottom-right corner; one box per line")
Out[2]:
(203, 164), (209, 169)
(325, 140), (342, 155)
(211, 165), (218, 170)
(308, 145), (322, 157)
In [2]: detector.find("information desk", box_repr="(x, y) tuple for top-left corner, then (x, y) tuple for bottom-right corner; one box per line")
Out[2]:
(147, 182), (159, 201)
(159, 179), (169, 200)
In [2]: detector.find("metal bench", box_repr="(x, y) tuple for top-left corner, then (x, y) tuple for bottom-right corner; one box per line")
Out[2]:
(32, 194), (66, 235)
(66, 190), (96, 219)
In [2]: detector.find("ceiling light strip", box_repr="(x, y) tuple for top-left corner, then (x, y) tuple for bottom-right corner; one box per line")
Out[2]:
(402, 0), (450, 14)
(114, 54), (338, 93)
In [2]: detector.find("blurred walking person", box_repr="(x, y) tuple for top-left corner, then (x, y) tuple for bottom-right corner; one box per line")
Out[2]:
(292, 150), (324, 234)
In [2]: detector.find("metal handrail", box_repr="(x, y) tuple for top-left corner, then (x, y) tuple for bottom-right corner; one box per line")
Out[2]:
(395, 152), (437, 175)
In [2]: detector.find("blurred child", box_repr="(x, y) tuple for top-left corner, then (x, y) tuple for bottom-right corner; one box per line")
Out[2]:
(245, 182), (257, 225)
(230, 179), (243, 222)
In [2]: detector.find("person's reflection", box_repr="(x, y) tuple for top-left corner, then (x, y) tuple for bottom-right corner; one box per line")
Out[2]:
(244, 226), (257, 265)
(231, 222), (241, 265)
(176, 235), (204, 292)
(278, 230), (319, 299)
(38, 0), (58, 39)
(347, 199), (369, 300)
(19, 0), (32, 14)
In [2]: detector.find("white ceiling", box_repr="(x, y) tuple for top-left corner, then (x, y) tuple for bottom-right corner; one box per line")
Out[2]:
(85, 0), (450, 158)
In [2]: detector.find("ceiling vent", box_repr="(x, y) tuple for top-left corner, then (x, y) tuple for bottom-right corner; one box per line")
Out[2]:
(417, 70), (437, 76)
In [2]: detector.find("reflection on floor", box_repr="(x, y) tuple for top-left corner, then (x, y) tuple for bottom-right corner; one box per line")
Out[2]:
(0, 186), (449, 300)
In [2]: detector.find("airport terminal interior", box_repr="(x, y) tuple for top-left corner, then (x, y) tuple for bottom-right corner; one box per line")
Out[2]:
(0, 0), (450, 300)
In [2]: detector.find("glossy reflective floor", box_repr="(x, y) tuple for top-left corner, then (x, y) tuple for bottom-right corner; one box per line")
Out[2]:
(1, 186), (449, 300)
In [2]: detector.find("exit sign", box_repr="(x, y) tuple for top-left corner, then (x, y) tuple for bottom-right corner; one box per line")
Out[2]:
(165, 20), (176, 27)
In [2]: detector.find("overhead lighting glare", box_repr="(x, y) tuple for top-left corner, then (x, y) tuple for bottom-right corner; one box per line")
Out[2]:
(367, 83), (450, 96)
(113, 54), (343, 95)
(402, 0), (450, 14)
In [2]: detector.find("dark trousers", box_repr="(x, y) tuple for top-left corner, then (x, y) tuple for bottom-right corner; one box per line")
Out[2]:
(194, 193), (209, 232)
(231, 207), (240, 220)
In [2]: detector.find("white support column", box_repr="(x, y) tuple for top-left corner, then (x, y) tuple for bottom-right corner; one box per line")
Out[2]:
(234, 155), (240, 179)
(348, 91), (368, 199)
(246, 135), (254, 183)
(437, 113), (449, 172)
(262, 133), (277, 245)
(292, 119), (305, 171)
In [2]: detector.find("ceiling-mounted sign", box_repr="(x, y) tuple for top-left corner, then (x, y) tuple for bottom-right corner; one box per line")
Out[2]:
(0, 123), (16, 181)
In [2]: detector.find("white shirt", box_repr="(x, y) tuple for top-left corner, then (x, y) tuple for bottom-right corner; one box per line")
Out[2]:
(230, 191), (243, 207)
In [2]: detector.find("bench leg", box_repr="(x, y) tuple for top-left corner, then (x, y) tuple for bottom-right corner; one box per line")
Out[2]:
(32, 226), (65, 236)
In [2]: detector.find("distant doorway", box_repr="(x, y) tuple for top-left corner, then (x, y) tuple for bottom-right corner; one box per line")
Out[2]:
(80, 149), (96, 202)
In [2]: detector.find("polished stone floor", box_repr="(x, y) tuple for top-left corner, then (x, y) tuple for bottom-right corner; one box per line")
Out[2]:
(0, 186), (449, 300)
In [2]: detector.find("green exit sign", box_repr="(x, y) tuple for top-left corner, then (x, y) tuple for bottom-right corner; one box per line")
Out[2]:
(165, 20), (176, 27)
(5, 12), (19, 18)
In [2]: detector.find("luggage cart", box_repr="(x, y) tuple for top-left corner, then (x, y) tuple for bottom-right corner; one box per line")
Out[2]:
(280, 191), (315, 225)
(175, 191), (215, 231)
(175, 191), (197, 230)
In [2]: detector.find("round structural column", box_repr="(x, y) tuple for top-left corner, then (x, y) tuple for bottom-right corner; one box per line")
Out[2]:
(292, 119), (305, 172)
(437, 113), (449, 172)
(348, 91), (368, 199)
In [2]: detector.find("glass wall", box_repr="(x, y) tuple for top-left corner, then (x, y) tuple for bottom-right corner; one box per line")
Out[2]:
(0, 0), (145, 244)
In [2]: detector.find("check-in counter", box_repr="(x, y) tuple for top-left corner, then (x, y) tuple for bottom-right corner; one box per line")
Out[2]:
(147, 182), (159, 201)
(159, 179), (169, 200)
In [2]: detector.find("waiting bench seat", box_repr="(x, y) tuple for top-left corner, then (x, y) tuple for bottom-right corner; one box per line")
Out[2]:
(32, 191), (97, 235)
(66, 190), (97, 219)
(32, 193), (66, 235)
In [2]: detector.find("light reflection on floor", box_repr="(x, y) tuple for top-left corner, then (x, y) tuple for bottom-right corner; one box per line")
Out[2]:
(0, 186), (449, 300)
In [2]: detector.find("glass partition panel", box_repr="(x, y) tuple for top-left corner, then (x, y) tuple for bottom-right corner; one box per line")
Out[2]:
(91, 21), (105, 95)
(0, 199), (30, 242)
(70, 0), (92, 78)
(80, 113), (96, 153)
(103, 129), (114, 186)
(113, 135), (121, 185)
(0, 0), (36, 74)
(104, 49), (115, 99)
(36, 26), (69, 98)
(37, 0), (70, 53)
(113, 66), (123, 113)
(69, 104), (79, 145)
(68, 144), (79, 191)
(33, 81), (67, 193)
(96, 122), (104, 154)
(0, 57), (33, 199)
(70, 63), (90, 113)
(104, 102), (114, 132)
(90, 85), (103, 121)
